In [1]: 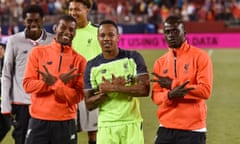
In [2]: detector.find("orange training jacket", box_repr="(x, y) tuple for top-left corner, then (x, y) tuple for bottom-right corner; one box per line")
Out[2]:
(152, 41), (213, 130)
(23, 40), (86, 121)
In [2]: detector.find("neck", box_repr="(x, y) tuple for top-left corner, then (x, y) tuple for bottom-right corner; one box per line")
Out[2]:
(103, 48), (119, 60)
(77, 20), (88, 28)
(26, 31), (42, 40)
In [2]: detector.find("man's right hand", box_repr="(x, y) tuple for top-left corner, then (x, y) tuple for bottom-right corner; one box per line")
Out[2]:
(36, 65), (57, 86)
(84, 89), (108, 111)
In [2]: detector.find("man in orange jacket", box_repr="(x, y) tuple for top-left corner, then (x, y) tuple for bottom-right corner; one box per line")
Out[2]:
(151, 15), (213, 144)
(23, 15), (86, 144)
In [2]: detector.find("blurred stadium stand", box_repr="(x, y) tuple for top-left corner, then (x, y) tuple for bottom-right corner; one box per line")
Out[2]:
(0, 0), (240, 35)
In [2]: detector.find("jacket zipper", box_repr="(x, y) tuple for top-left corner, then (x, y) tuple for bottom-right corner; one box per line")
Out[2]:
(58, 45), (64, 72)
(173, 51), (177, 78)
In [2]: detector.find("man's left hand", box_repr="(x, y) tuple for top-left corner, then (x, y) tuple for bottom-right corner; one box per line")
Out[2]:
(59, 68), (80, 84)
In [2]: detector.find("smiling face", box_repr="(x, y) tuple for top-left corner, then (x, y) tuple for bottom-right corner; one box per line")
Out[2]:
(55, 19), (77, 45)
(163, 18), (186, 48)
(98, 23), (119, 55)
(68, 1), (89, 28)
(24, 13), (43, 40)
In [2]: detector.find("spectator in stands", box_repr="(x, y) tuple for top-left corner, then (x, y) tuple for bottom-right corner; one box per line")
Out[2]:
(160, 5), (170, 22)
(145, 17), (158, 33)
(7, 19), (20, 35)
(68, 0), (101, 144)
(1, 0), (240, 29)
(232, 0), (240, 19)
(1, 5), (54, 144)
(54, 0), (64, 13)
(48, 0), (55, 15)
(0, 27), (7, 44)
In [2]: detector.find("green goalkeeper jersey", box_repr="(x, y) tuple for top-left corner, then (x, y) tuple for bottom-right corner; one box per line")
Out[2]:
(72, 22), (101, 61)
(84, 49), (148, 127)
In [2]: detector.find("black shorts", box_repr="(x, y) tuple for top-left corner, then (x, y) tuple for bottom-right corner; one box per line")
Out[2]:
(25, 118), (77, 144)
(154, 127), (206, 144)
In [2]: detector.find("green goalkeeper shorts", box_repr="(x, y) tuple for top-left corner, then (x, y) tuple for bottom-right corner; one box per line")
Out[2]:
(97, 121), (144, 144)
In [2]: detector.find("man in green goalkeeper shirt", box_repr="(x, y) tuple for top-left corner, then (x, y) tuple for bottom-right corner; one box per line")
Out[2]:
(68, 0), (101, 144)
(84, 20), (150, 144)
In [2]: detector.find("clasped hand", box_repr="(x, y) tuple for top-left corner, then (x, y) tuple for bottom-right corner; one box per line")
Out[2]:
(99, 74), (128, 93)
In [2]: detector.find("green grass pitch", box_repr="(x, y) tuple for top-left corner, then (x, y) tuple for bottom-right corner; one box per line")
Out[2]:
(2, 49), (240, 144)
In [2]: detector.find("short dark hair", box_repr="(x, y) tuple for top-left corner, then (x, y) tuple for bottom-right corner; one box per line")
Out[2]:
(22, 5), (44, 19)
(0, 43), (5, 49)
(164, 15), (184, 25)
(68, 0), (93, 9)
(57, 15), (77, 24)
(99, 20), (119, 34)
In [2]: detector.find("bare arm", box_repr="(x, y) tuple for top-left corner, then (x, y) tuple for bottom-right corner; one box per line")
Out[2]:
(99, 74), (150, 97)
(84, 89), (108, 111)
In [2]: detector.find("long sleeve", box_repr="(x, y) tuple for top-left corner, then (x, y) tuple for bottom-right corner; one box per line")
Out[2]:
(23, 41), (87, 121)
(185, 50), (213, 100)
(1, 37), (15, 113)
(151, 60), (173, 106)
(23, 47), (52, 95)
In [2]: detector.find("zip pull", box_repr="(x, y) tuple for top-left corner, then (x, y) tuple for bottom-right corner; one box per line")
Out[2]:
(58, 45), (64, 72)
(173, 51), (177, 78)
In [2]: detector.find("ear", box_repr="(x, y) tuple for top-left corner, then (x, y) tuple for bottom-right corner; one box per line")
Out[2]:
(52, 24), (57, 33)
(42, 16), (46, 23)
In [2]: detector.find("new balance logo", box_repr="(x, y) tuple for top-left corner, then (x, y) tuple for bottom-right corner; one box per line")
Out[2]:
(70, 134), (76, 140)
(25, 129), (32, 138)
(184, 64), (189, 73)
